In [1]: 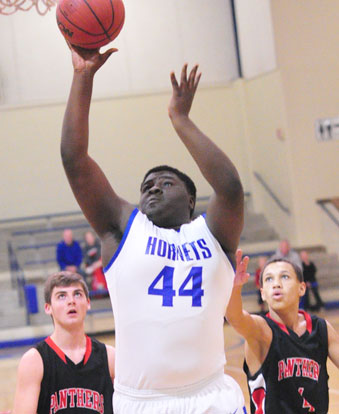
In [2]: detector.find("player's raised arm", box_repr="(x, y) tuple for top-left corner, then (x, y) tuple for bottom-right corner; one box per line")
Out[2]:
(168, 64), (244, 258)
(61, 45), (134, 243)
(226, 250), (268, 338)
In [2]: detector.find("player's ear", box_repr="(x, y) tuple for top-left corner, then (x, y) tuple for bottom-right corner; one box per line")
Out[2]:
(260, 288), (266, 302)
(87, 299), (91, 311)
(45, 302), (52, 316)
(299, 281), (306, 298)
(189, 195), (195, 215)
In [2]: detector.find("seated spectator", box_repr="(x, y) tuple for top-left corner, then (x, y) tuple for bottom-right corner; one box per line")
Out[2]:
(56, 229), (83, 273)
(270, 239), (302, 270)
(300, 250), (325, 311)
(83, 230), (107, 293)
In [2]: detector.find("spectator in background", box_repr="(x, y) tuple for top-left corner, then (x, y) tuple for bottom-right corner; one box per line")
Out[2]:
(300, 250), (325, 311)
(254, 256), (267, 314)
(83, 230), (107, 292)
(270, 239), (302, 270)
(56, 229), (83, 273)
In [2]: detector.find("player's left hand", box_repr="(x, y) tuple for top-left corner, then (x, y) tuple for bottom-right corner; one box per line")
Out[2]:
(168, 63), (201, 119)
(234, 249), (250, 287)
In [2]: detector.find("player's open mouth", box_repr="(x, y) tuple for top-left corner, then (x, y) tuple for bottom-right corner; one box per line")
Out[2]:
(68, 309), (77, 314)
(272, 292), (282, 299)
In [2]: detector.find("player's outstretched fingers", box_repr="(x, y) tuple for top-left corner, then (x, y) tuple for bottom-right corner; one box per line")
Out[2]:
(236, 249), (243, 267)
(180, 63), (188, 85)
(170, 71), (179, 91)
(188, 64), (198, 87)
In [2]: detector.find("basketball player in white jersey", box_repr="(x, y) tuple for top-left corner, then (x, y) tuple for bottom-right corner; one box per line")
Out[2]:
(61, 43), (246, 414)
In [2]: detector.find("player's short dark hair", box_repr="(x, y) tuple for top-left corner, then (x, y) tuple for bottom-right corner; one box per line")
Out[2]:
(44, 271), (89, 304)
(141, 165), (197, 217)
(259, 258), (304, 287)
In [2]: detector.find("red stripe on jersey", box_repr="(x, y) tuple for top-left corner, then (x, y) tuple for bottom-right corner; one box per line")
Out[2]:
(267, 310), (313, 335)
(299, 310), (312, 334)
(252, 387), (266, 414)
(266, 313), (289, 334)
(84, 335), (92, 365)
(45, 336), (67, 364)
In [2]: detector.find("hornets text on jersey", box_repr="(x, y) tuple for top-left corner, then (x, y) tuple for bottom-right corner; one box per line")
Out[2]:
(104, 208), (235, 391)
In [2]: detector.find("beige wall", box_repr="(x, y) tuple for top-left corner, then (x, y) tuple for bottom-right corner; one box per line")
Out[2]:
(242, 71), (297, 242)
(0, 83), (250, 219)
(1, 0), (338, 252)
(270, 0), (339, 249)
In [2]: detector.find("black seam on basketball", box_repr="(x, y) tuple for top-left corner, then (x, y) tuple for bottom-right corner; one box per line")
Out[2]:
(76, 18), (124, 47)
(83, 0), (114, 39)
(110, 14), (124, 36)
(58, 9), (103, 37)
(58, 0), (116, 38)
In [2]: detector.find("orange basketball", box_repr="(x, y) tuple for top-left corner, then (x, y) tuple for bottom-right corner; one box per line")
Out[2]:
(56, 0), (125, 49)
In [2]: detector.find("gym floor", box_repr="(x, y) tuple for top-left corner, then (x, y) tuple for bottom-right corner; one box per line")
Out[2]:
(0, 308), (338, 413)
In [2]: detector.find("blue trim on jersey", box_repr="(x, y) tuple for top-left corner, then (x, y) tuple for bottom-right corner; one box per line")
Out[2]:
(228, 258), (236, 272)
(103, 208), (139, 273)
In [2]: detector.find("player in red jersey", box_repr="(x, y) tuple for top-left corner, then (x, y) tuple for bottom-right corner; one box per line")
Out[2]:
(12, 271), (115, 414)
(226, 250), (339, 413)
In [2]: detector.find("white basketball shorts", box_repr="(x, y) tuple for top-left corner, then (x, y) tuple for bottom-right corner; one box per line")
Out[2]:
(113, 370), (247, 414)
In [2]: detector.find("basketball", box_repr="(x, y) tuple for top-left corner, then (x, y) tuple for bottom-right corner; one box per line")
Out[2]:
(56, 0), (125, 49)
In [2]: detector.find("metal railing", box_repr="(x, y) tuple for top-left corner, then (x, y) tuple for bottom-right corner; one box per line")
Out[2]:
(7, 241), (30, 324)
(316, 198), (339, 228)
(253, 171), (291, 215)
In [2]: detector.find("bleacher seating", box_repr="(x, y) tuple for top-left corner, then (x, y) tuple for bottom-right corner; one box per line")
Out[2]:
(0, 201), (338, 345)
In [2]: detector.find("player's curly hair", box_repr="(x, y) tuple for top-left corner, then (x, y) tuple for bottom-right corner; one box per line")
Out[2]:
(141, 165), (197, 217)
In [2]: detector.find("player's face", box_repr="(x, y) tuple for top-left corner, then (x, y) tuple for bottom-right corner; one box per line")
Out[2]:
(139, 171), (194, 228)
(45, 283), (90, 327)
(260, 262), (305, 311)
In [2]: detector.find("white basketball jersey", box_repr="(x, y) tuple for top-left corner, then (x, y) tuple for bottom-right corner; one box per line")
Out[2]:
(104, 208), (235, 391)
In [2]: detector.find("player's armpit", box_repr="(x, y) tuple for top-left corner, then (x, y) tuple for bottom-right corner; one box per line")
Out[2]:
(12, 348), (43, 414)
(242, 317), (273, 377)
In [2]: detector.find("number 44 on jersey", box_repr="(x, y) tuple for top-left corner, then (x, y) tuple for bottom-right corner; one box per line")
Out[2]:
(148, 266), (204, 307)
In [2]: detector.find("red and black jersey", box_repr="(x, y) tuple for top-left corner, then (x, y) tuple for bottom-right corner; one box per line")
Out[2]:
(36, 336), (113, 414)
(244, 311), (329, 414)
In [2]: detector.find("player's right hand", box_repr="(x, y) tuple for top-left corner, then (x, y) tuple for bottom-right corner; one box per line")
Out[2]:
(234, 249), (250, 287)
(66, 40), (118, 74)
